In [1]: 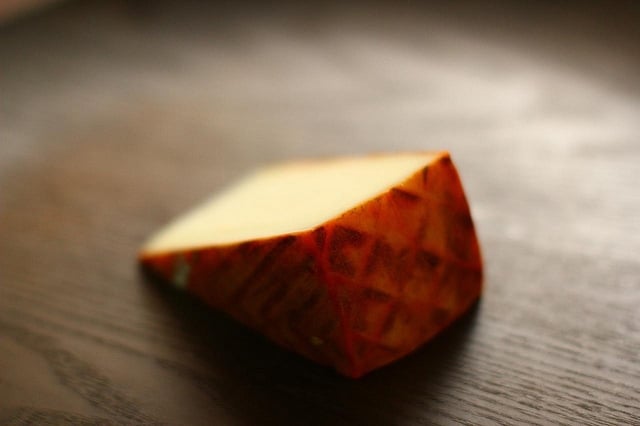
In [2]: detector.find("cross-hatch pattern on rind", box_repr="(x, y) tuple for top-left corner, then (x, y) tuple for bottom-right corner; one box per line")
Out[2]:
(139, 152), (482, 378)
(309, 155), (481, 376)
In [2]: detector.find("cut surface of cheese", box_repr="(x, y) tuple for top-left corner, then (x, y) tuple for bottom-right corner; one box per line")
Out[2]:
(143, 152), (439, 253)
(140, 151), (482, 378)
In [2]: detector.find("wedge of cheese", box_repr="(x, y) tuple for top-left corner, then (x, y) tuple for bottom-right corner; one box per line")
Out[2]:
(140, 152), (482, 377)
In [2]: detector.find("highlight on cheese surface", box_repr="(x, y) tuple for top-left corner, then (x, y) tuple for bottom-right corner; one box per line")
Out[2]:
(140, 151), (482, 377)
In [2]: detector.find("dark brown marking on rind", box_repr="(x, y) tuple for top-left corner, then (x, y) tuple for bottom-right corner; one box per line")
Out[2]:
(249, 255), (309, 299)
(439, 154), (452, 167)
(364, 240), (383, 276)
(229, 236), (297, 304)
(313, 226), (326, 250)
(329, 252), (356, 277)
(377, 241), (395, 265)
(258, 277), (293, 318)
(421, 166), (429, 187)
(446, 212), (477, 262)
(416, 250), (441, 269)
(361, 287), (393, 302)
(391, 248), (413, 286)
(288, 289), (323, 325)
(364, 240), (393, 277)
(415, 216), (429, 245)
(237, 240), (256, 256)
(257, 258), (313, 318)
(459, 211), (474, 229)
(364, 240), (412, 289)
(380, 306), (399, 336)
(391, 188), (421, 203)
(328, 226), (366, 277)
(363, 241), (378, 276)
(331, 226), (366, 247)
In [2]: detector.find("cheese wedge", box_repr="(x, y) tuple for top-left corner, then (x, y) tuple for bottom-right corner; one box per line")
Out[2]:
(140, 151), (482, 377)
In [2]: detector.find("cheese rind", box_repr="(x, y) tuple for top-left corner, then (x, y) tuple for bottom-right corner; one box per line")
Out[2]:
(140, 151), (482, 377)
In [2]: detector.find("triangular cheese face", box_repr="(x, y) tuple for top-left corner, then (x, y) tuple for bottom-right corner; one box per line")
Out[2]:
(140, 152), (482, 377)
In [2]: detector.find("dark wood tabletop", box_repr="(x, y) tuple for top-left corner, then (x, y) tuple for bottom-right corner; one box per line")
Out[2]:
(1, 1), (639, 424)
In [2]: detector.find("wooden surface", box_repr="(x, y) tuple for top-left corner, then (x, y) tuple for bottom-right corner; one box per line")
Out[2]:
(1, 1), (639, 424)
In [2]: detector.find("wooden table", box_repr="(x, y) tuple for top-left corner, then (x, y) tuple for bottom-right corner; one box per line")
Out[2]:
(1, 1), (639, 424)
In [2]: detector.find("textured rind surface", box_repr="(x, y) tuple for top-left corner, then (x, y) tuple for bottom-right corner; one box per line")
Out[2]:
(140, 152), (482, 377)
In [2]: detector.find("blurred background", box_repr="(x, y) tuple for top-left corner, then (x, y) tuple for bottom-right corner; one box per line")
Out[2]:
(2, 0), (639, 258)
(1, 1), (639, 424)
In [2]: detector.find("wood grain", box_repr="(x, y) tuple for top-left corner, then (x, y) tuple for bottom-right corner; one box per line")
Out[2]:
(1, 0), (639, 424)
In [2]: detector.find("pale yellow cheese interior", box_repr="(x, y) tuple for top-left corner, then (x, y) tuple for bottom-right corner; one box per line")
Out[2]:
(143, 153), (439, 253)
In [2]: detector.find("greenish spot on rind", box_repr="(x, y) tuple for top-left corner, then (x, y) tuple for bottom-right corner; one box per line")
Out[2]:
(173, 254), (190, 290)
